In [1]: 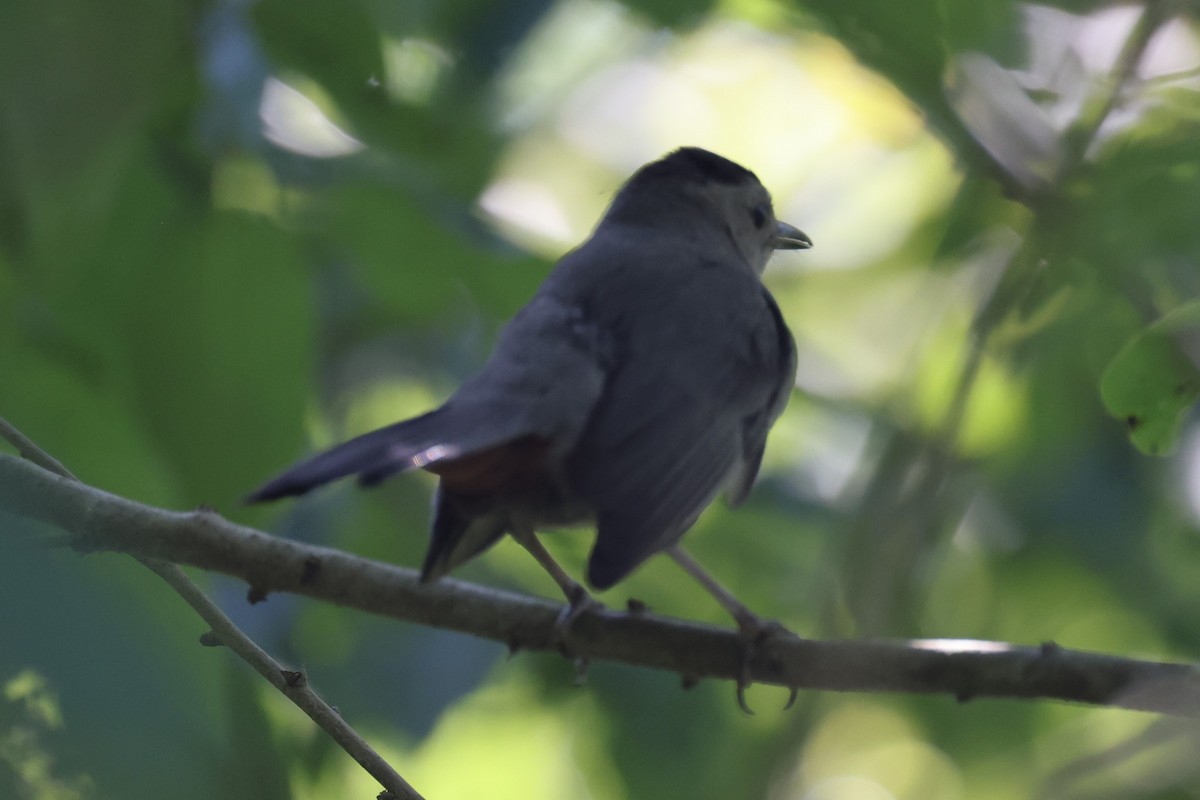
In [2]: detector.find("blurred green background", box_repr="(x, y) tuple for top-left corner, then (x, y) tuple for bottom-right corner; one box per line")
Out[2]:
(3, 0), (1200, 798)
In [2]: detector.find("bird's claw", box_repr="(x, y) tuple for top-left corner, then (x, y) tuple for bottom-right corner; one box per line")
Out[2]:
(552, 587), (605, 661)
(733, 615), (799, 714)
(556, 595), (601, 686)
(736, 680), (755, 715)
(572, 656), (592, 686)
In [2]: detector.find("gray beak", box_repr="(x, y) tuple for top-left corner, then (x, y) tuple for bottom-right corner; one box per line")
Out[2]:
(772, 221), (812, 250)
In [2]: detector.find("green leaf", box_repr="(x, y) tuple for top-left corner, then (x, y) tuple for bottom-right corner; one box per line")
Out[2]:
(252, 0), (385, 116)
(1100, 301), (1200, 456)
(251, 0), (417, 152)
(124, 211), (314, 506)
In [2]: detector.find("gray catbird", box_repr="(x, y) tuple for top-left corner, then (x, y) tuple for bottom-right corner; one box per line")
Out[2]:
(250, 147), (810, 630)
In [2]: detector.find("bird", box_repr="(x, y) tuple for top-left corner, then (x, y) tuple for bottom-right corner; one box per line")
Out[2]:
(249, 146), (811, 662)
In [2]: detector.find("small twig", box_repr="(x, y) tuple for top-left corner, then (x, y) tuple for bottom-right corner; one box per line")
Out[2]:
(0, 417), (422, 800)
(1144, 63), (1200, 86)
(1036, 716), (1200, 799)
(1057, 0), (1177, 176)
(2, 451), (1199, 716)
(948, 2), (1181, 475)
(140, 558), (422, 800)
(837, 0), (1182, 641)
(956, 0), (1176, 425)
(0, 416), (77, 479)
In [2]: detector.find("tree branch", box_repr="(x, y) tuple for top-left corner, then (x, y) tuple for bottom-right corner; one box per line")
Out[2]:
(2, 451), (1198, 716)
(142, 558), (422, 800)
(0, 426), (421, 800)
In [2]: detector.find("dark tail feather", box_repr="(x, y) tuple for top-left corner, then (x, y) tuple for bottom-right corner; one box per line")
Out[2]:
(246, 409), (449, 502)
(420, 486), (507, 581)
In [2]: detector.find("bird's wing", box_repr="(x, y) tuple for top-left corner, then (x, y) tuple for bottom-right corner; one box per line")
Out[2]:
(564, 263), (795, 589)
(248, 294), (608, 502)
(581, 404), (743, 589)
(724, 289), (796, 506)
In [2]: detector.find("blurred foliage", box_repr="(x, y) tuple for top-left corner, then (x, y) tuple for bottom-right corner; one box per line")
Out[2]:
(1102, 301), (1200, 456)
(3, 0), (1200, 798)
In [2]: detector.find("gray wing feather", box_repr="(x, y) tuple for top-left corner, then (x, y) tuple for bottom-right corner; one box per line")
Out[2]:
(559, 248), (794, 588)
(725, 289), (797, 506)
(584, 411), (740, 588)
(249, 294), (607, 502)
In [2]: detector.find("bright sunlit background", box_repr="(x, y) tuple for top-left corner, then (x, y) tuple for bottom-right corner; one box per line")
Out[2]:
(3, 0), (1200, 798)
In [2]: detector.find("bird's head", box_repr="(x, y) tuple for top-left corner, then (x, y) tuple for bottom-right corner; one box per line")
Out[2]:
(605, 147), (812, 274)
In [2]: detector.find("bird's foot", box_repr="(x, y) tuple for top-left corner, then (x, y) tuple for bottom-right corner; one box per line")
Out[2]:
(554, 584), (604, 632)
(553, 583), (605, 684)
(732, 612), (801, 714)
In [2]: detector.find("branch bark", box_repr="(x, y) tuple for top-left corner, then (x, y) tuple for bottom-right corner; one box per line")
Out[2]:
(142, 557), (422, 800)
(0, 425), (421, 800)
(2, 451), (1198, 716)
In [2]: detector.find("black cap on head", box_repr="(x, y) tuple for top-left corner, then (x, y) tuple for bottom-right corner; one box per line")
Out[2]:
(602, 147), (766, 227)
(632, 147), (759, 187)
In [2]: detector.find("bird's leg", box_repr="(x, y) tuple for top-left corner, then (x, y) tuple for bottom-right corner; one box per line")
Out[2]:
(509, 523), (604, 666)
(668, 546), (770, 633)
(668, 546), (799, 713)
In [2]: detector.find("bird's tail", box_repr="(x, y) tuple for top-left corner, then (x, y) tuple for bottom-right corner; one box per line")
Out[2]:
(246, 404), (535, 503)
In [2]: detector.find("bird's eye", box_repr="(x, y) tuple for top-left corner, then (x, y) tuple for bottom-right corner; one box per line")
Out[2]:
(750, 204), (768, 229)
